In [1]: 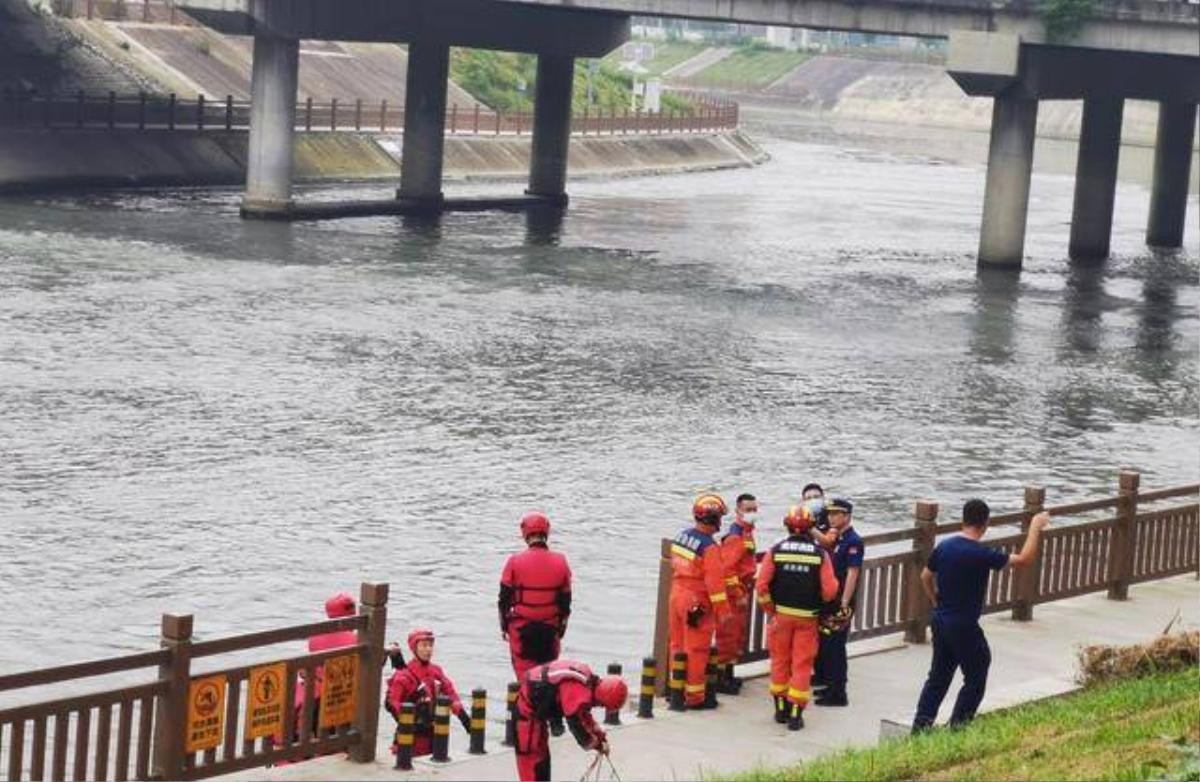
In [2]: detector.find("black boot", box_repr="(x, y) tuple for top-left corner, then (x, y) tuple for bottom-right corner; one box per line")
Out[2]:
(787, 704), (804, 732)
(715, 665), (742, 695)
(815, 690), (848, 707)
(549, 713), (565, 737)
(773, 696), (788, 724)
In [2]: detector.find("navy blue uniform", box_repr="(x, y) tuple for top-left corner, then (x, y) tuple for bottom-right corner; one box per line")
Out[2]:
(816, 527), (864, 698)
(913, 535), (1008, 729)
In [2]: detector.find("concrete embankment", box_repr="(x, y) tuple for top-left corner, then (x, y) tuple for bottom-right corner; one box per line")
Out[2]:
(0, 129), (766, 192)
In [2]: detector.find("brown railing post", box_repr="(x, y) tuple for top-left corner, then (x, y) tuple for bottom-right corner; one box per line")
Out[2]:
(151, 614), (192, 780)
(354, 97), (362, 131)
(86, 0), (93, 19)
(449, 103), (457, 135)
(380, 99), (387, 132)
(904, 501), (938, 644)
(169, 0), (175, 24)
(1012, 486), (1045, 621)
(495, 107), (501, 135)
(196, 93), (204, 131)
(305, 97), (313, 131)
(581, 105), (588, 136)
(225, 94), (232, 131)
(167, 92), (176, 130)
(1108, 471), (1141, 600)
(350, 582), (388, 763)
(473, 103), (480, 134)
(515, 110), (522, 136)
(330, 98), (338, 131)
(652, 538), (672, 695)
(137, 91), (146, 130)
(142, 0), (148, 22)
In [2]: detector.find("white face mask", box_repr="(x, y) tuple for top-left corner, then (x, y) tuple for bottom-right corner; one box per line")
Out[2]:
(742, 512), (760, 525)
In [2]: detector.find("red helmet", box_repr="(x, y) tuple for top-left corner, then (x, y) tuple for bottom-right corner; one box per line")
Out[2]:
(407, 628), (435, 654)
(692, 494), (727, 524)
(520, 511), (551, 540)
(784, 504), (815, 533)
(593, 675), (628, 711)
(324, 592), (356, 619)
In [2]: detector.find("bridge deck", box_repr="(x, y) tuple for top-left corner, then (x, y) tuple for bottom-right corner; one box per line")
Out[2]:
(228, 573), (1199, 781)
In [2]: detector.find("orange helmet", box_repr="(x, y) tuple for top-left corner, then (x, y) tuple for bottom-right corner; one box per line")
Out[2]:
(593, 675), (628, 711)
(407, 628), (435, 654)
(784, 504), (815, 533)
(692, 494), (727, 524)
(520, 511), (551, 539)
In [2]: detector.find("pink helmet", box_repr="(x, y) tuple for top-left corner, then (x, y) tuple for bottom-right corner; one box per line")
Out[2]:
(324, 592), (356, 618)
(520, 511), (551, 540)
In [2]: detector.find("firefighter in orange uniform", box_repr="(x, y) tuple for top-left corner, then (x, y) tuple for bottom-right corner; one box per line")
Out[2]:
(715, 492), (759, 693)
(669, 493), (733, 708)
(756, 505), (839, 730)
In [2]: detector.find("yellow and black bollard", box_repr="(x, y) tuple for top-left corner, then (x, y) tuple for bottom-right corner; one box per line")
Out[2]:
(393, 702), (415, 771)
(668, 652), (686, 711)
(431, 694), (451, 762)
(469, 688), (487, 755)
(637, 657), (656, 719)
(503, 681), (519, 747)
(703, 646), (719, 708)
(604, 663), (623, 725)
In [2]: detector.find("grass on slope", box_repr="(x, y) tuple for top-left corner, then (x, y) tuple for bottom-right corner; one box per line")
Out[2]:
(603, 40), (709, 77)
(728, 667), (1200, 782)
(687, 45), (811, 90)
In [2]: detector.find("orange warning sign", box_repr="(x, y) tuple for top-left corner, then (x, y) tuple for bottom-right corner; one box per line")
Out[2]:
(318, 653), (358, 729)
(185, 675), (227, 753)
(245, 663), (287, 741)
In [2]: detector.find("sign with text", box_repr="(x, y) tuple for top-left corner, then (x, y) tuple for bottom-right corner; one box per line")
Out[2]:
(318, 653), (358, 729)
(186, 675), (227, 753)
(245, 663), (287, 741)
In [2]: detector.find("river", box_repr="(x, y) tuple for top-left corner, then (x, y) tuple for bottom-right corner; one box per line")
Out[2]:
(0, 111), (1196, 708)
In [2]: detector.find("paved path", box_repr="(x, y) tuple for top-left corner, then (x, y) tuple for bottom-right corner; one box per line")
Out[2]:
(662, 47), (734, 80)
(232, 575), (1198, 781)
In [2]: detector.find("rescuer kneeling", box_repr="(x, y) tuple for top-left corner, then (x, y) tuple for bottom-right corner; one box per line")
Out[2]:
(514, 659), (627, 782)
(385, 629), (471, 758)
(756, 505), (839, 730)
(669, 494), (734, 708)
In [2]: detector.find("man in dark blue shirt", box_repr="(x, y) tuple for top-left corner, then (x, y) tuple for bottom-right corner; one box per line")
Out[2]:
(912, 498), (1050, 731)
(815, 498), (863, 707)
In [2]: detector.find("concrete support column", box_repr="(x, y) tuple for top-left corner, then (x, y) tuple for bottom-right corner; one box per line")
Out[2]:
(1145, 102), (1197, 249)
(398, 40), (450, 207)
(978, 96), (1038, 268)
(242, 33), (299, 218)
(526, 54), (576, 205)
(1069, 97), (1124, 262)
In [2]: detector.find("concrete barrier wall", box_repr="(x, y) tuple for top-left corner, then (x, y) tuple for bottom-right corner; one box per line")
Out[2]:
(0, 129), (765, 192)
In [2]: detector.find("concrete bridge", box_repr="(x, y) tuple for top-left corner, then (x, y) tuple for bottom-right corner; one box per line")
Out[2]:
(178, 0), (1199, 268)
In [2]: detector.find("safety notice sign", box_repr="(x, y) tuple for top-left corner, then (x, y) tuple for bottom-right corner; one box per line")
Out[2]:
(186, 675), (227, 753)
(318, 654), (358, 729)
(245, 663), (287, 741)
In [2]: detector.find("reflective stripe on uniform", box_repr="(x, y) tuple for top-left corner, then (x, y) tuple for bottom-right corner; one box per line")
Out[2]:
(768, 682), (788, 695)
(773, 553), (822, 565)
(787, 687), (811, 703)
(671, 544), (697, 561)
(724, 576), (739, 586)
(709, 592), (727, 603)
(685, 683), (706, 694)
(775, 605), (818, 618)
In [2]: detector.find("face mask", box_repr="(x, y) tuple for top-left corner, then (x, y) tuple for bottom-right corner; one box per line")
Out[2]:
(742, 512), (760, 525)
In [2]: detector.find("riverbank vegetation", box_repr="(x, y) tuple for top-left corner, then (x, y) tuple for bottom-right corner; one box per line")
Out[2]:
(448, 48), (694, 114)
(728, 636), (1200, 782)
(685, 42), (811, 90)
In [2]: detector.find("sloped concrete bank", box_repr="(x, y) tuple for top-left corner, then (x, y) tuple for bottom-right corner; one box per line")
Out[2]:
(0, 130), (766, 193)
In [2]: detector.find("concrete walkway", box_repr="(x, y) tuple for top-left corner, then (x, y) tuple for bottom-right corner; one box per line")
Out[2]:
(662, 47), (734, 80)
(231, 575), (1198, 781)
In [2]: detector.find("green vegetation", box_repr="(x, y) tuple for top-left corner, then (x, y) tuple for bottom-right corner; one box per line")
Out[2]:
(448, 48), (693, 114)
(687, 42), (810, 90)
(726, 668), (1200, 782)
(603, 40), (708, 77)
(1038, 0), (1096, 42)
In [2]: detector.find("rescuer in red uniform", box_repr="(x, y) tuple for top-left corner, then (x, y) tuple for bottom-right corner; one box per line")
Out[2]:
(514, 659), (628, 782)
(385, 629), (471, 757)
(292, 592), (359, 735)
(499, 512), (573, 680)
(715, 492), (759, 693)
(669, 494), (733, 708)
(756, 505), (839, 730)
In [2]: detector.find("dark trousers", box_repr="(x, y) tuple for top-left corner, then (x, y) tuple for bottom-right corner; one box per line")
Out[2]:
(913, 618), (991, 729)
(818, 627), (849, 696)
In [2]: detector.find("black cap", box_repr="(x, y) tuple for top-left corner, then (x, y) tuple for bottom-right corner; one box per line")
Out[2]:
(829, 498), (853, 515)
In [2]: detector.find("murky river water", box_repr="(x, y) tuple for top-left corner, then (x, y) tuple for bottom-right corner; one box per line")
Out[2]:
(1, 111), (1197, 706)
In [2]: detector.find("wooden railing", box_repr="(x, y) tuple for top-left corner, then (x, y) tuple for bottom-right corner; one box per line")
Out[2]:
(0, 91), (739, 137)
(0, 583), (388, 781)
(651, 471), (1199, 685)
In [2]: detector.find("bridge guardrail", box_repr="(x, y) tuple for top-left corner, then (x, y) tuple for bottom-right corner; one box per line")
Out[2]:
(651, 470), (1199, 691)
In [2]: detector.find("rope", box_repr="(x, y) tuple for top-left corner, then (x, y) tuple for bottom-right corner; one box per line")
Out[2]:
(579, 751), (604, 782)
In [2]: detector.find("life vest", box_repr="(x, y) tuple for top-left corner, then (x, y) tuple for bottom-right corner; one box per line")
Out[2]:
(767, 536), (825, 617)
(523, 660), (596, 721)
(670, 526), (717, 585)
(505, 547), (571, 624)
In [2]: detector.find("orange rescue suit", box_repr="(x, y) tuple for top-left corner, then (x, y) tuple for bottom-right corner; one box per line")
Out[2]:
(716, 520), (757, 665)
(756, 534), (838, 709)
(669, 523), (731, 707)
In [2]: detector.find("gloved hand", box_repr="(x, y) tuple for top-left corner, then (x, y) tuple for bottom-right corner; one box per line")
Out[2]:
(457, 710), (472, 734)
(685, 604), (705, 628)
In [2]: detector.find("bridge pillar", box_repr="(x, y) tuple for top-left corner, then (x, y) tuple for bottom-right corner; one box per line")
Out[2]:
(526, 54), (576, 206)
(398, 40), (450, 209)
(241, 33), (299, 218)
(1069, 97), (1124, 262)
(978, 96), (1038, 269)
(1145, 102), (1197, 249)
